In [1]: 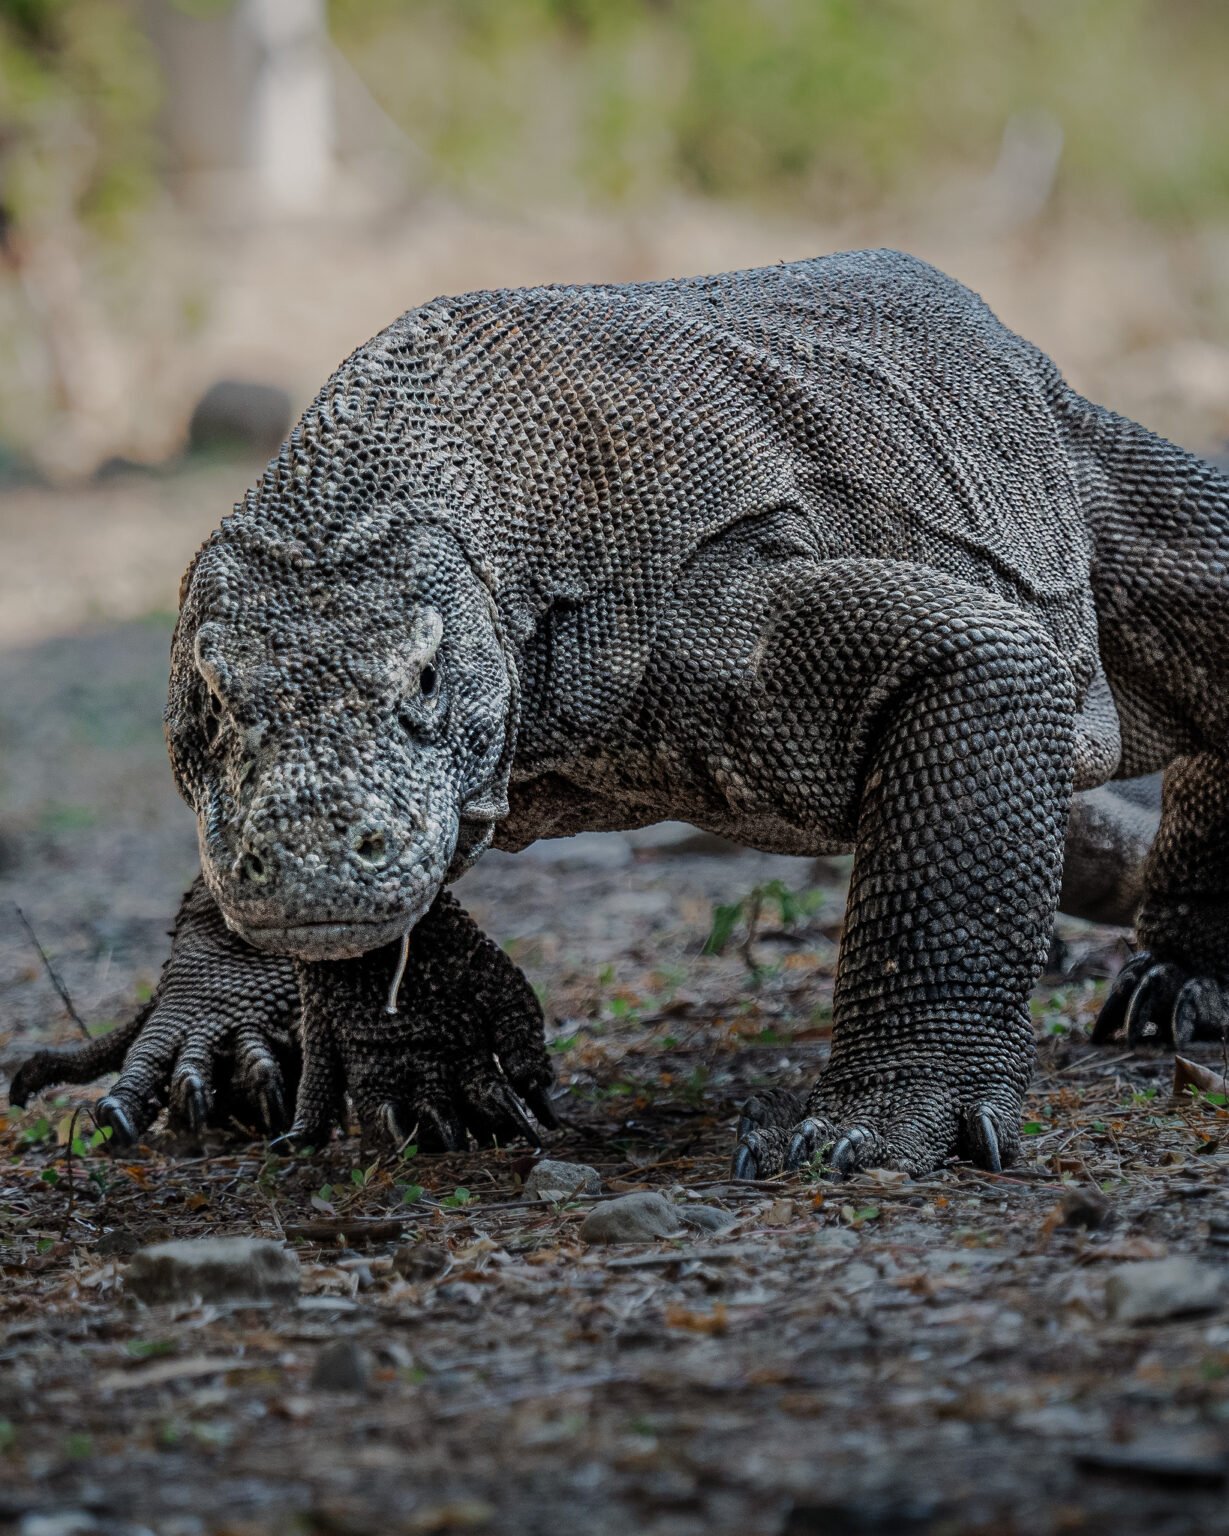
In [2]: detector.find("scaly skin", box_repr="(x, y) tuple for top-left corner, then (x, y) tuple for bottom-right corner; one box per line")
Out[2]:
(10, 880), (555, 1148)
(9, 250), (1225, 1174)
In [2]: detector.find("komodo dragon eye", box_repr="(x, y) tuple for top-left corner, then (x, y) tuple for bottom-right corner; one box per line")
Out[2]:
(419, 663), (439, 698)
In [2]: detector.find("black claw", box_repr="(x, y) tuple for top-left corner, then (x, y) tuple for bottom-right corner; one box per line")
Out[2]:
(184, 1078), (208, 1132)
(418, 1102), (466, 1154)
(269, 1120), (321, 1151)
(377, 1101), (409, 1146)
(829, 1136), (857, 1174)
(524, 1084), (561, 1130)
(492, 1085), (540, 1146)
(785, 1117), (827, 1172)
(976, 1110), (1002, 1173)
(260, 1080), (287, 1133)
(97, 1096), (137, 1147)
(1090, 951), (1152, 1043)
(730, 1141), (759, 1180)
(1126, 961), (1184, 1047)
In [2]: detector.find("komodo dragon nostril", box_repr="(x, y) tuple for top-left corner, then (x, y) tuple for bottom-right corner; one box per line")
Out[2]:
(350, 824), (393, 868)
(240, 850), (269, 884)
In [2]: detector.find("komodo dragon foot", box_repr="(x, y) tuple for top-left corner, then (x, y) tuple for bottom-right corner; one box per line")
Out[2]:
(289, 889), (559, 1151)
(1091, 952), (1229, 1048)
(10, 881), (557, 1151)
(731, 1071), (1018, 1179)
(1091, 758), (1229, 1049)
(10, 878), (300, 1143)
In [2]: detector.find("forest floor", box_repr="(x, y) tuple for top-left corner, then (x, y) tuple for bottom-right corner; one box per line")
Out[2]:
(5, 479), (1229, 1535)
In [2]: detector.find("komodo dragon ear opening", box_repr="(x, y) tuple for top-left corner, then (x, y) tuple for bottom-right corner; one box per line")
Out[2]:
(192, 622), (234, 708)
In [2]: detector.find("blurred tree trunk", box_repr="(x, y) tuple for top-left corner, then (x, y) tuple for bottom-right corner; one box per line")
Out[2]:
(142, 0), (335, 216)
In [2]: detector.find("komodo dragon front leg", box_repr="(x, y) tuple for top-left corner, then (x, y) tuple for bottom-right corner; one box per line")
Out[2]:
(291, 889), (557, 1149)
(10, 879), (555, 1149)
(679, 557), (1079, 1178)
(10, 878), (300, 1141)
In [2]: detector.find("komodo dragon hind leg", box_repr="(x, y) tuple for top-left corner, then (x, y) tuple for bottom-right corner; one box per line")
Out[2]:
(290, 889), (558, 1151)
(1092, 754), (1229, 1048)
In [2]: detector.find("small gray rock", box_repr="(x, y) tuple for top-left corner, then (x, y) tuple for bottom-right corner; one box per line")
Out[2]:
(125, 1237), (299, 1304)
(676, 1204), (738, 1234)
(581, 1192), (686, 1245)
(188, 379), (292, 456)
(96, 1227), (140, 1257)
(1057, 1185), (1111, 1231)
(1106, 1257), (1224, 1324)
(524, 1159), (602, 1202)
(392, 1242), (448, 1281)
(811, 1227), (861, 1254)
(310, 1337), (371, 1393)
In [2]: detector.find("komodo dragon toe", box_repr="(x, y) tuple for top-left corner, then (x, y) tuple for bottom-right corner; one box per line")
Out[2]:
(10, 882), (557, 1152)
(10, 879), (300, 1145)
(1091, 952), (1229, 1049)
(732, 1078), (1017, 1179)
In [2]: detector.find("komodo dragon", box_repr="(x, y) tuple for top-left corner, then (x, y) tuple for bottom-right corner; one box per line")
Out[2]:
(11, 250), (1227, 1178)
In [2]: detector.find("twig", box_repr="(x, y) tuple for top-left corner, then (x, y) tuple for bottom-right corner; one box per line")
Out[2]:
(15, 905), (90, 1040)
(284, 1217), (411, 1244)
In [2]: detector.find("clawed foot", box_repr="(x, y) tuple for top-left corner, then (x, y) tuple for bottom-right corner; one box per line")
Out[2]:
(730, 1084), (1010, 1179)
(1091, 951), (1229, 1048)
(9, 882), (301, 1146)
(290, 890), (559, 1152)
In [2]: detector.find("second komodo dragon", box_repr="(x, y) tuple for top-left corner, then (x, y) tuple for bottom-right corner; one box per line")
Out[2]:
(12, 250), (1227, 1178)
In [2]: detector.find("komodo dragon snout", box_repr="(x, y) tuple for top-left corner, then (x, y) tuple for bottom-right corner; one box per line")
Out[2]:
(164, 517), (515, 961)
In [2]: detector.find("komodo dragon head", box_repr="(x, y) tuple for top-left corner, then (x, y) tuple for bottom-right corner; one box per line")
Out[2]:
(164, 504), (515, 960)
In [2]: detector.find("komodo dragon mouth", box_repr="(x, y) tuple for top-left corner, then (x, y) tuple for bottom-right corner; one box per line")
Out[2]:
(236, 913), (417, 961)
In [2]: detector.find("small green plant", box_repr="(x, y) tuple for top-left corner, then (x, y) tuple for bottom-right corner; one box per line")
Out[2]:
(682, 1065), (710, 1108)
(703, 880), (826, 971)
(440, 1186), (473, 1208)
(126, 1338), (175, 1360)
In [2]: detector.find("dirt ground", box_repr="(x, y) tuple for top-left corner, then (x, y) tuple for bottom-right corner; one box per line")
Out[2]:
(5, 476), (1229, 1535)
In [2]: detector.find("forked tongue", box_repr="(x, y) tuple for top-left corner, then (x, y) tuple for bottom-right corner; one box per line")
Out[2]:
(385, 929), (412, 1015)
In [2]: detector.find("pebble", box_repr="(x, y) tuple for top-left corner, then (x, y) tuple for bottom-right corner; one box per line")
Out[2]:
(1057, 1186), (1111, 1230)
(675, 1204), (738, 1234)
(581, 1192), (734, 1244)
(1105, 1257), (1224, 1324)
(125, 1237), (300, 1304)
(310, 1337), (372, 1393)
(811, 1227), (861, 1254)
(392, 1242), (449, 1282)
(581, 1193), (686, 1244)
(524, 1159), (602, 1202)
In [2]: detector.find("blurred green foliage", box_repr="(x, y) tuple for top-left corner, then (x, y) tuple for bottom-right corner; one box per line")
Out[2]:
(329, 0), (1229, 221)
(1, 0), (1227, 236)
(0, 0), (160, 233)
